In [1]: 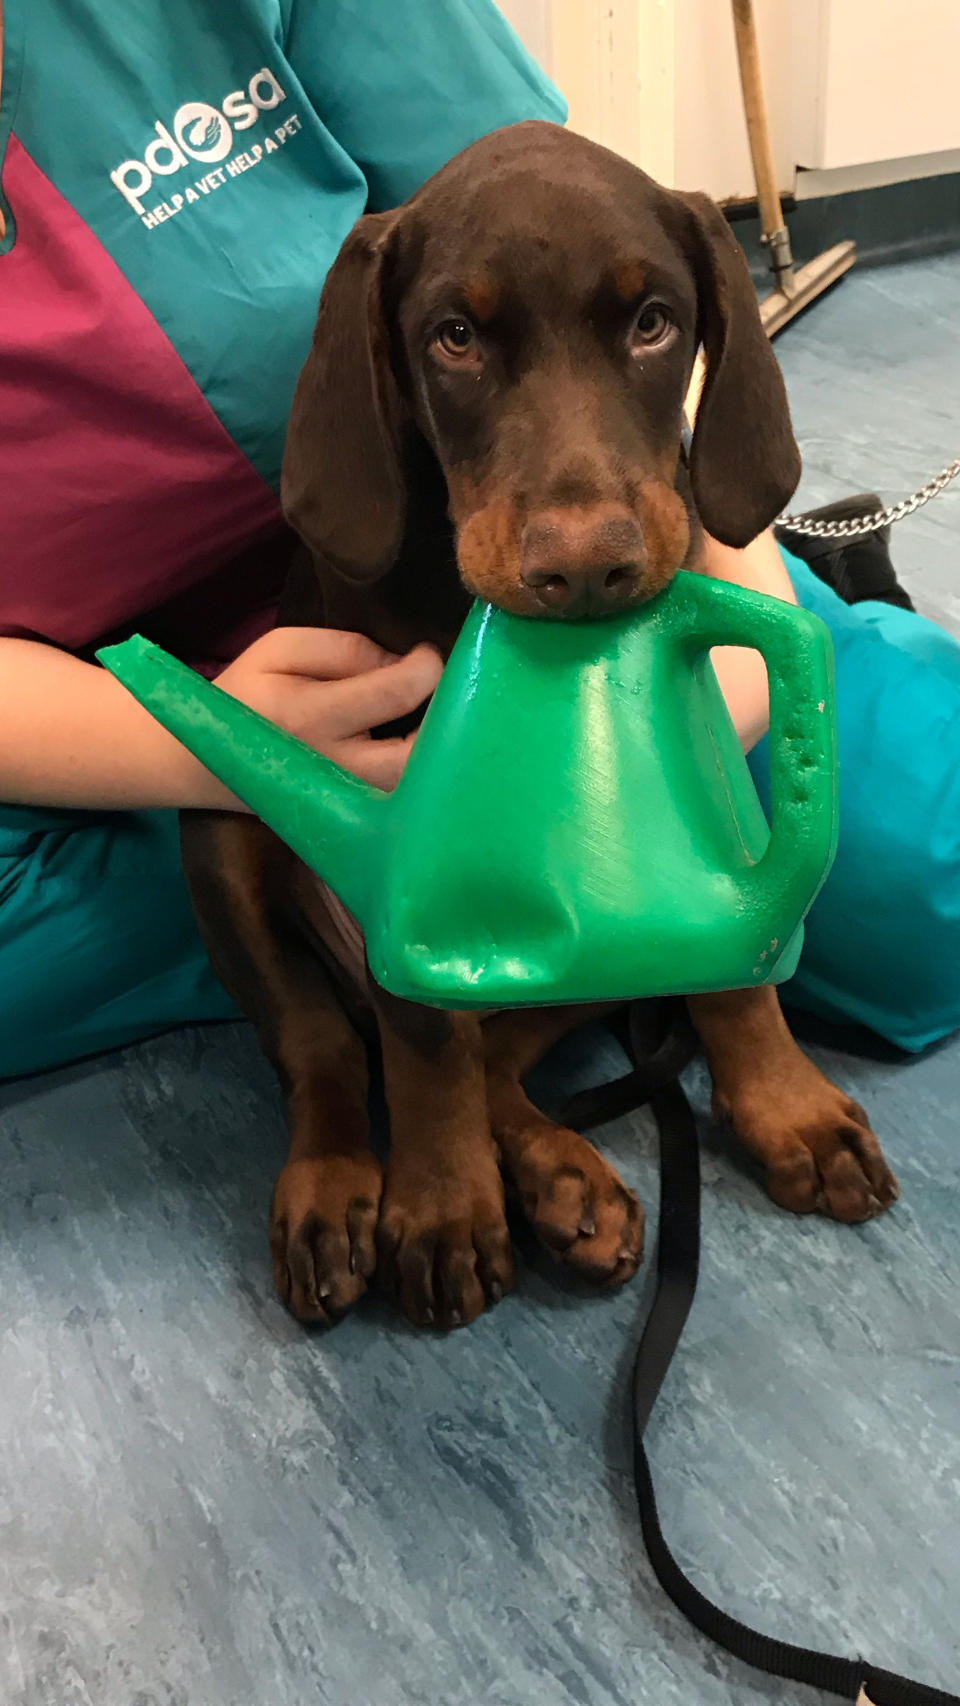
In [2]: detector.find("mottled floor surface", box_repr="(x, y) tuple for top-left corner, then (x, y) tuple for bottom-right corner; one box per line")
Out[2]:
(2, 252), (959, 1706)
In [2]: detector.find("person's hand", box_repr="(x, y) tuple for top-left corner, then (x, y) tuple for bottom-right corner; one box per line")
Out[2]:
(214, 628), (444, 791)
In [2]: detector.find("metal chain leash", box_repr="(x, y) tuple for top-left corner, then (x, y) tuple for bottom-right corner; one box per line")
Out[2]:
(778, 456), (960, 539)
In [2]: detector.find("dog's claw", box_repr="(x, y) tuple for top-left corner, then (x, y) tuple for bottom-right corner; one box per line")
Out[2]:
(505, 1127), (644, 1286)
(270, 1156), (384, 1325)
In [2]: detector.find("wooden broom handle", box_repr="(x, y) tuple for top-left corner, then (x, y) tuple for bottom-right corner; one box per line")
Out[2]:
(730, 0), (786, 241)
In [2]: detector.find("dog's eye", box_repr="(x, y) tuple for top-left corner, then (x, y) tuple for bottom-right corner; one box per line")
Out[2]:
(631, 304), (672, 349)
(435, 318), (478, 359)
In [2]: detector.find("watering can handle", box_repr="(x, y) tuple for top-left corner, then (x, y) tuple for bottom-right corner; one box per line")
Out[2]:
(670, 571), (839, 926)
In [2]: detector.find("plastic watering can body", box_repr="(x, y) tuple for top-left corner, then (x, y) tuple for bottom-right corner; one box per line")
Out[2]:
(99, 572), (838, 1009)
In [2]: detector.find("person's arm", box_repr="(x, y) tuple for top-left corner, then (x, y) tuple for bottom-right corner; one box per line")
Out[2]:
(0, 631), (442, 811)
(685, 353), (797, 750)
(281, 0), (566, 212)
(699, 528), (797, 751)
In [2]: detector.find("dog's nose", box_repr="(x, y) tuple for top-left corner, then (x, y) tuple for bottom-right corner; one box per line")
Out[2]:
(520, 508), (646, 615)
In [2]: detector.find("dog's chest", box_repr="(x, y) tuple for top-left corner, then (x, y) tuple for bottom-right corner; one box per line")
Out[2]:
(304, 878), (495, 1020)
(305, 882), (369, 992)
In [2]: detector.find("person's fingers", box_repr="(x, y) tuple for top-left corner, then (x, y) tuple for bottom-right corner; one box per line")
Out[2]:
(302, 645), (443, 741)
(335, 733), (417, 791)
(244, 627), (401, 681)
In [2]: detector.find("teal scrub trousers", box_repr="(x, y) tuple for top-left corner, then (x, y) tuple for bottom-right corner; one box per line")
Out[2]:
(1, 549), (958, 1080)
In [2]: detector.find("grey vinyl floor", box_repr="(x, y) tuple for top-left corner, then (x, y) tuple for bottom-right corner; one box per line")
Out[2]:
(2, 250), (959, 1705)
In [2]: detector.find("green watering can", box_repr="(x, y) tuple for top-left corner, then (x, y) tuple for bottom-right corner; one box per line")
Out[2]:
(99, 571), (838, 1009)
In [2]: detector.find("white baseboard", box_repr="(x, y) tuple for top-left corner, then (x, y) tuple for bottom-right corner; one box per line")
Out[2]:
(795, 148), (960, 200)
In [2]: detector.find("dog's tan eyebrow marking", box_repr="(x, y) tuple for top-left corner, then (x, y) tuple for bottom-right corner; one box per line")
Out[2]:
(462, 276), (499, 324)
(613, 261), (647, 302)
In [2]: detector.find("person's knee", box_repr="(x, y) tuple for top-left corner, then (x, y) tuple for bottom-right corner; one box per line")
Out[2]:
(794, 832), (960, 1050)
(0, 809), (237, 1080)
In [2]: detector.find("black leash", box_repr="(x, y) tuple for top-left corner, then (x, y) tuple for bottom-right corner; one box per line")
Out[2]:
(564, 999), (960, 1706)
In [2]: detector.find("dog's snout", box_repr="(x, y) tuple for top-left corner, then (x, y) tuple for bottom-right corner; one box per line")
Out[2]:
(520, 508), (646, 616)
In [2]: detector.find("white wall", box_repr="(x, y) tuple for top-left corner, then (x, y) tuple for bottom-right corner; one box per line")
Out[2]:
(496, 0), (553, 72)
(498, 0), (960, 202)
(672, 0), (795, 201)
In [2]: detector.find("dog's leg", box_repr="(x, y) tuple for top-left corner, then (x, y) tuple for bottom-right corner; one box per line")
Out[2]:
(372, 992), (514, 1328)
(181, 812), (382, 1323)
(688, 986), (899, 1220)
(484, 1007), (644, 1286)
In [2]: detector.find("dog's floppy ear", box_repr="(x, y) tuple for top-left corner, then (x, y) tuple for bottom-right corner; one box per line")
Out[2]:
(675, 191), (801, 547)
(282, 211), (405, 582)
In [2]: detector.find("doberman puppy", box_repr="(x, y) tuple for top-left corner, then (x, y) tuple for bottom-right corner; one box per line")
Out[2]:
(181, 123), (898, 1330)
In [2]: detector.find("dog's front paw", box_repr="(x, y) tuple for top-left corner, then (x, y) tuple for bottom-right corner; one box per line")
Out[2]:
(270, 1152), (383, 1323)
(507, 1125), (644, 1286)
(717, 1058), (899, 1223)
(376, 1156), (514, 1330)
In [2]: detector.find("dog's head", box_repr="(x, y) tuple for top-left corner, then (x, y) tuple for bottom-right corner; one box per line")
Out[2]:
(283, 122), (799, 621)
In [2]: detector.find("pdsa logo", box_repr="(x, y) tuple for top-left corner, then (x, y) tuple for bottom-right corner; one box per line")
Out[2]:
(171, 104), (234, 162)
(110, 68), (287, 218)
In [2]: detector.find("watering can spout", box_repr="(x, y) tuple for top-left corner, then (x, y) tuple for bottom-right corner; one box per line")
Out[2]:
(97, 635), (388, 921)
(99, 581), (838, 1010)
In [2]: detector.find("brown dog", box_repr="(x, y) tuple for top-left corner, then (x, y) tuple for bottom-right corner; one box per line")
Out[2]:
(181, 123), (898, 1331)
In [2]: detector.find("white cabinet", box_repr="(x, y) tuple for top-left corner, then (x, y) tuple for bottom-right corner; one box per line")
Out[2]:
(497, 0), (960, 201)
(812, 0), (960, 170)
